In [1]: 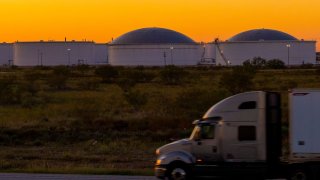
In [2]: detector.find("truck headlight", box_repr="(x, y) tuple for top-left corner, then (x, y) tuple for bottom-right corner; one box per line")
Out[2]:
(156, 159), (162, 165)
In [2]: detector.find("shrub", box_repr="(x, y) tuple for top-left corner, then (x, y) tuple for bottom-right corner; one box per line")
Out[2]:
(175, 88), (228, 118)
(219, 66), (256, 94)
(280, 80), (298, 91)
(23, 71), (42, 96)
(124, 89), (148, 110)
(76, 64), (90, 75)
(76, 77), (100, 90)
(72, 97), (103, 122)
(120, 68), (155, 83)
(299, 63), (314, 69)
(94, 65), (119, 83)
(316, 67), (320, 75)
(20, 93), (47, 108)
(116, 78), (137, 92)
(0, 75), (24, 105)
(243, 57), (267, 68)
(47, 66), (71, 90)
(266, 59), (286, 69)
(159, 65), (188, 85)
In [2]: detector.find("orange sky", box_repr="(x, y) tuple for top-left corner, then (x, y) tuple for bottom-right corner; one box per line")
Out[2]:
(0, 0), (319, 50)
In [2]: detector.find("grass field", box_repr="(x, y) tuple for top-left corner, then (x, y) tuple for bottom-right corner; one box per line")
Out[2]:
(0, 65), (319, 175)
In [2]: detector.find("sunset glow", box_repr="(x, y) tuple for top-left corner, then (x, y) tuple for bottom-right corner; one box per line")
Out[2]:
(0, 0), (319, 50)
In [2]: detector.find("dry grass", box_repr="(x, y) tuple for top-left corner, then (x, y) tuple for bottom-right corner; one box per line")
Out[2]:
(0, 66), (319, 174)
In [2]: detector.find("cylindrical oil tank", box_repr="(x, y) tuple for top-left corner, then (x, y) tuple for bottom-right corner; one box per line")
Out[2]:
(0, 43), (13, 66)
(94, 43), (108, 65)
(216, 41), (316, 66)
(216, 29), (316, 65)
(109, 44), (202, 66)
(14, 41), (96, 66)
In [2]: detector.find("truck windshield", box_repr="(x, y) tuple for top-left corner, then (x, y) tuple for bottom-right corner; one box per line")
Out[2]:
(190, 124), (215, 140)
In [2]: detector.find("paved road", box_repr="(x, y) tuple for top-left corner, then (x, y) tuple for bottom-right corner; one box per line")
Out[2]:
(0, 173), (156, 180)
(0, 173), (287, 180)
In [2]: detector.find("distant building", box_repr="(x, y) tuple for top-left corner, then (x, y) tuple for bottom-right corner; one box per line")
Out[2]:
(317, 52), (320, 63)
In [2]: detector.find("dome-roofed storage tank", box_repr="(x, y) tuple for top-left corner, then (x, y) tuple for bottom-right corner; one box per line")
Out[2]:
(214, 28), (316, 66)
(228, 29), (298, 42)
(111, 27), (196, 45)
(108, 27), (202, 66)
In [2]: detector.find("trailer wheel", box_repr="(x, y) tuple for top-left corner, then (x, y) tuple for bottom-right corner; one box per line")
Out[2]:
(166, 162), (190, 180)
(288, 169), (308, 180)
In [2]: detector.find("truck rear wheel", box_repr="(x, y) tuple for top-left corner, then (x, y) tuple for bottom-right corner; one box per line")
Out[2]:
(288, 169), (308, 180)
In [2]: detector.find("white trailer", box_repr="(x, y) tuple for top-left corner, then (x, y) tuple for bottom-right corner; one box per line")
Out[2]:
(290, 89), (320, 156)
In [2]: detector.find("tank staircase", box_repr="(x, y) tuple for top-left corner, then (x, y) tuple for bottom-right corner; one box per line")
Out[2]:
(199, 44), (216, 65)
(214, 38), (229, 66)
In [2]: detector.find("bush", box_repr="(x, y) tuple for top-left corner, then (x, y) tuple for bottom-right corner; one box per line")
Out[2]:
(76, 77), (100, 90)
(116, 78), (137, 92)
(266, 59), (286, 69)
(76, 64), (90, 75)
(219, 66), (256, 94)
(299, 63), (314, 69)
(159, 65), (188, 85)
(124, 89), (148, 110)
(120, 68), (155, 83)
(20, 93), (47, 108)
(279, 80), (298, 91)
(243, 57), (267, 68)
(47, 66), (71, 90)
(0, 75), (24, 105)
(23, 71), (42, 96)
(175, 88), (228, 118)
(72, 97), (103, 122)
(94, 65), (119, 83)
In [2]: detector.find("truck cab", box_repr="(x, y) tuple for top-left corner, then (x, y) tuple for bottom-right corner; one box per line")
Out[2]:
(155, 91), (282, 179)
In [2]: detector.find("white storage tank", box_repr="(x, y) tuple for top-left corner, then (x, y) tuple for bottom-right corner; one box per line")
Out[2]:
(214, 29), (316, 66)
(0, 43), (13, 66)
(108, 27), (202, 66)
(14, 41), (96, 66)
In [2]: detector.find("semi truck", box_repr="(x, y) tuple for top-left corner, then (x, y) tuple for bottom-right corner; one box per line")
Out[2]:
(155, 89), (320, 180)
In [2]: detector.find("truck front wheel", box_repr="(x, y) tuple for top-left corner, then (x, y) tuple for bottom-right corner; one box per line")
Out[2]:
(166, 162), (190, 180)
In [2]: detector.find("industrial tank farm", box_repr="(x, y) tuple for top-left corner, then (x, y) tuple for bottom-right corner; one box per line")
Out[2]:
(213, 29), (316, 66)
(0, 27), (316, 67)
(108, 27), (202, 66)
